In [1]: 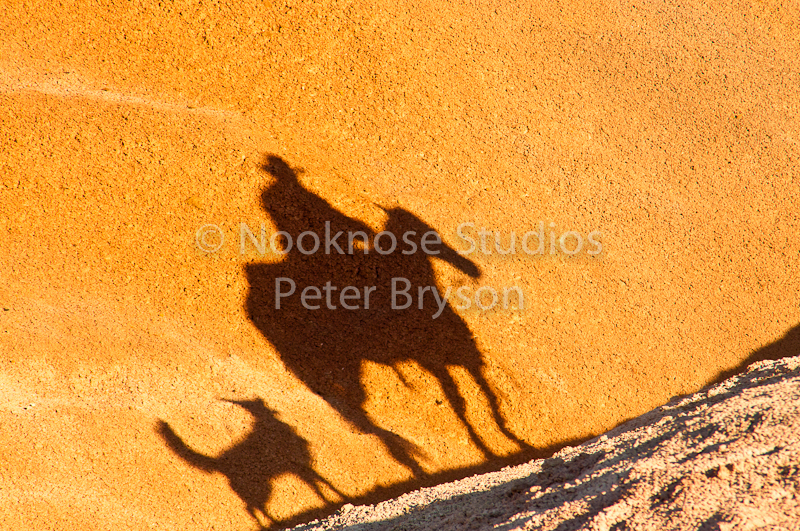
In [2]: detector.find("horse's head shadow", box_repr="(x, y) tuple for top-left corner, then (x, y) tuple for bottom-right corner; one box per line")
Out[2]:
(380, 206), (481, 279)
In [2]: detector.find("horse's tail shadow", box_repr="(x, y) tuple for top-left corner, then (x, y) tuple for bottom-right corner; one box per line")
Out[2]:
(157, 420), (218, 473)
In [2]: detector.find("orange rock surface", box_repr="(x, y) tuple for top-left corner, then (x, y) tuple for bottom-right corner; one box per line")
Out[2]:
(1, 0), (798, 528)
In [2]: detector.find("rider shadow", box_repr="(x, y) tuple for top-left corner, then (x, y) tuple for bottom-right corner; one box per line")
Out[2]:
(244, 155), (530, 477)
(158, 398), (342, 529)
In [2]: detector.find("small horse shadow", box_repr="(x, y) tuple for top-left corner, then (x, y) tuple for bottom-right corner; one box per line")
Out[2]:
(158, 398), (343, 529)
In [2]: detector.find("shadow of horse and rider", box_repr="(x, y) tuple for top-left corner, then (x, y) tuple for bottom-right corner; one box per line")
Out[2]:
(243, 156), (530, 476)
(157, 154), (800, 528)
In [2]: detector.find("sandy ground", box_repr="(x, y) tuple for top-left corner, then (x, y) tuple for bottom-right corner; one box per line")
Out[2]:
(294, 355), (800, 531)
(1, 0), (799, 529)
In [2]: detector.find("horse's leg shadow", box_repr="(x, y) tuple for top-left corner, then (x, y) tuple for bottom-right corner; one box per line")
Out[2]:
(428, 364), (496, 458)
(470, 365), (532, 451)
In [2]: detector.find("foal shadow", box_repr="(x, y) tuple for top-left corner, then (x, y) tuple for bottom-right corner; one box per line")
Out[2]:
(158, 398), (342, 529)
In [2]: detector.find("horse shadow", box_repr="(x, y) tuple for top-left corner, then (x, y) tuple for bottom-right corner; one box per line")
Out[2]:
(158, 398), (342, 529)
(244, 155), (529, 477)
